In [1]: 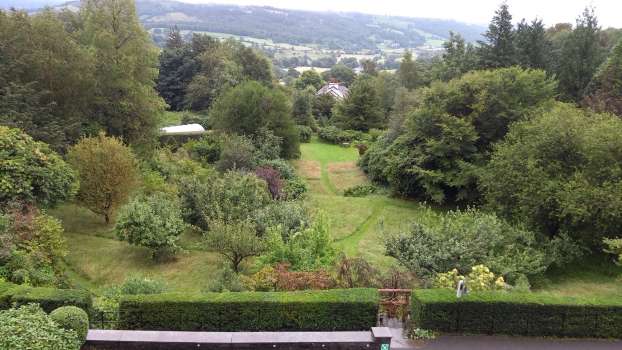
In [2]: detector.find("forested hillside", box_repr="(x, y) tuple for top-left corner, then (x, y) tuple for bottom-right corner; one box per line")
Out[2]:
(33, 0), (484, 51)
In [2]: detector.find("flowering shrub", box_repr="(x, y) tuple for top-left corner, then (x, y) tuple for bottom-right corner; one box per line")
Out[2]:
(432, 269), (463, 289)
(433, 265), (508, 291)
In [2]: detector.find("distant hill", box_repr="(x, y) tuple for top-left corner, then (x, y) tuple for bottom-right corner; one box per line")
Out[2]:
(34, 0), (484, 52)
(0, 0), (66, 9)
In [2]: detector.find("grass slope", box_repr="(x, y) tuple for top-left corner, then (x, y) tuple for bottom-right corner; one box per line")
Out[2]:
(51, 205), (219, 293)
(295, 140), (436, 270)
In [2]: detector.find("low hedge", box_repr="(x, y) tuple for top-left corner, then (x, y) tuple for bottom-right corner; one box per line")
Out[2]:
(119, 288), (379, 331)
(412, 289), (622, 338)
(0, 281), (92, 312)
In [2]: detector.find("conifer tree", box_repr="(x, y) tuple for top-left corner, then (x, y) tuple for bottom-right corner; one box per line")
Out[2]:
(515, 19), (550, 70)
(398, 51), (418, 90)
(478, 2), (516, 68)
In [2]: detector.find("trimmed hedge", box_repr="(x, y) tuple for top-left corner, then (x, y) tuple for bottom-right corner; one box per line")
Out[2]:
(0, 281), (92, 313)
(119, 288), (379, 331)
(412, 289), (622, 338)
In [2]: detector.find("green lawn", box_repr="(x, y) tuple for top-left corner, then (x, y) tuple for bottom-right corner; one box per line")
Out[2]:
(295, 140), (439, 270)
(296, 140), (622, 298)
(50, 205), (221, 293)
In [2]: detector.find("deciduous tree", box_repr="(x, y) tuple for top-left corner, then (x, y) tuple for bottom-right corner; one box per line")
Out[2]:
(68, 133), (139, 224)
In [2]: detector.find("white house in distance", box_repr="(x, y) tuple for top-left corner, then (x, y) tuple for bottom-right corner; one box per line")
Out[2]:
(160, 123), (206, 136)
(316, 82), (350, 101)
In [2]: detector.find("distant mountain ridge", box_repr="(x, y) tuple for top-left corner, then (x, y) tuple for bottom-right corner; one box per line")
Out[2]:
(6, 0), (485, 51)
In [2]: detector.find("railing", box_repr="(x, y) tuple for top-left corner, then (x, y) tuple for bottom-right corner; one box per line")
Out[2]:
(377, 289), (412, 324)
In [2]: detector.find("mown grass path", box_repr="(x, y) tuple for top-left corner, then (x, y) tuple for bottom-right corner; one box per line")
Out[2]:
(294, 139), (430, 269)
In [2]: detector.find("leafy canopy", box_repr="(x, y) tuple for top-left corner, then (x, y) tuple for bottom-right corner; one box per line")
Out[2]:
(0, 126), (76, 207)
(68, 133), (139, 224)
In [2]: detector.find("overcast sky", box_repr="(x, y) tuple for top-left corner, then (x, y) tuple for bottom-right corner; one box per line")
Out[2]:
(179, 0), (620, 27)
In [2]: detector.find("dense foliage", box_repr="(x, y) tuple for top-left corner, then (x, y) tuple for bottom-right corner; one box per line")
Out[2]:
(49, 306), (89, 345)
(385, 209), (548, 281)
(116, 194), (187, 260)
(0, 210), (68, 286)
(412, 289), (622, 338)
(118, 288), (379, 331)
(0, 304), (81, 350)
(210, 81), (300, 158)
(361, 67), (556, 203)
(332, 76), (384, 131)
(480, 104), (622, 247)
(68, 133), (139, 223)
(0, 127), (76, 207)
(203, 220), (266, 272)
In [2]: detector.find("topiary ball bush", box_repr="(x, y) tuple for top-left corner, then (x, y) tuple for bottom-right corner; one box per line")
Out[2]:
(50, 306), (89, 344)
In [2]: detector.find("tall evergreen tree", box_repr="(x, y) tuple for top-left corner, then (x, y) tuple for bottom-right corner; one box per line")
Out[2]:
(436, 32), (478, 81)
(583, 39), (622, 116)
(398, 51), (418, 90)
(80, 0), (166, 147)
(332, 76), (383, 131)
(515, 19), (551, 70)
(478, 2), (516, 68)
(556, 7), (605, 101)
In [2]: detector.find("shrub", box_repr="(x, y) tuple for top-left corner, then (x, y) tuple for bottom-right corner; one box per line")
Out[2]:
(385, 209), (547, 281)
(412, 289), (622, 338)
(603, 237), (622, 264)
(216, 134), (256, 172)
(283, 177), (308, 201)
(318, 126), (364, 144)
(120, 275), (167, 295)
(257, 159), (296, 180)
(50, 306), (89, 344)
(183, 134), (222, 164)
(262, 213), (334, 271)
(252, 201), (309, 238)
(255, 166), (284, 200)
(118, 288), (379, 331)
(0, 304), (81, 350)
(204, 266), (245, 292)
(0, 126), (77, 207)
(116, 194), (187, 261)
(343, 184), (376, 197)
(178, 171), (271, 231)
(296, 125), (313, 143)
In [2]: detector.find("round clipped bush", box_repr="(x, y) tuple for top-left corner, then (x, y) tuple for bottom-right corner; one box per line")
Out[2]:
(50, 306), (89, 344)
